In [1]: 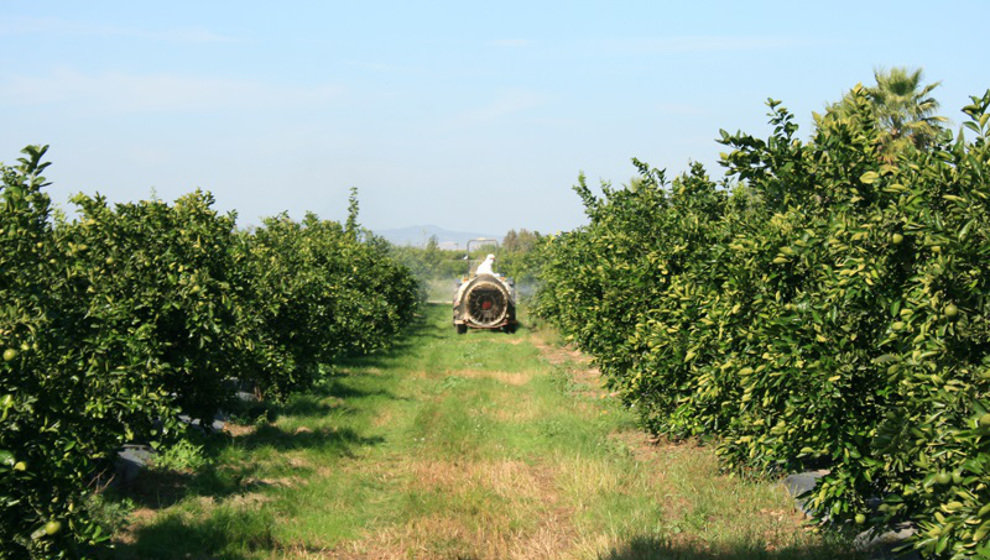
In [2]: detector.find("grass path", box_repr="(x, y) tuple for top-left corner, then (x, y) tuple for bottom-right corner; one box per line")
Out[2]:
(110, 305), (859, 559)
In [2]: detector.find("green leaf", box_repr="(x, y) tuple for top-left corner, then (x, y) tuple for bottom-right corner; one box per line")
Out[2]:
(859, 171), (879, 184)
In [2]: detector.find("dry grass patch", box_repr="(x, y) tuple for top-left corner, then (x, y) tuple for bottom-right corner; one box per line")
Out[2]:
(225, 491), (276, 509)
(331, 456), (580, 560)
(338, 513), (575, 560)
(456, 368), (533, 386)
(242, 475), (297, 489)
(408, 458), (555, 503)
(407, 368), (534, 386)
(530, 332), (594, 367)
(371, 408), (395, 427)
(285, 455), (315, 470)
(404, 368), (437, 379)
(223, 422), (256, 437)
(333, 514), (509, 560)
(113, 507), (158, 545)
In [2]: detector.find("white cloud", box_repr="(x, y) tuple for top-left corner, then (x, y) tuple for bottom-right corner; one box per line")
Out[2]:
(0, 16), (235, 43)
(0, 69), (343, 113)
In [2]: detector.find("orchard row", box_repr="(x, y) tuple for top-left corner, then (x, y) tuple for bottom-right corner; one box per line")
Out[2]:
(535, 87), (990, 559)
(0, 146), (418, 558)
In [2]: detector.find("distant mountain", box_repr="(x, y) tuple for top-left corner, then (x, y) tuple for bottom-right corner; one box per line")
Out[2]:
(373, 225), (499, 250)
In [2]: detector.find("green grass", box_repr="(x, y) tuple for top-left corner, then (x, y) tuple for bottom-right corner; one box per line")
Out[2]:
(104, 304), (863, 559)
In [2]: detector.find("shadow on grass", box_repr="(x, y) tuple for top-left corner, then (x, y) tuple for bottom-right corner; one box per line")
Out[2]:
(236, 423), (384, 453)
(119, 419), (385, 508)
(600, 536), (866, 560)
(105, 504), (276, 560)
(318, 376), (401, 401)
(103, 304), (448, 556)
(260, 377), (402, 419)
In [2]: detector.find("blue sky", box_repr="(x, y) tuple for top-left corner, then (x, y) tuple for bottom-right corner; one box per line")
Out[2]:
(2, 1), (987, 234)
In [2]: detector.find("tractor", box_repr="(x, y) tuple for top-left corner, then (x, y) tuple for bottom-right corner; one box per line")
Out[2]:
(452, 238), (517, 334)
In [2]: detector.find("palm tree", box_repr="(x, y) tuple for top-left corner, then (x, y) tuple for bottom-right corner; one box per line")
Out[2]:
(825, 67), (947, 160)
(867, 67), (946, 154)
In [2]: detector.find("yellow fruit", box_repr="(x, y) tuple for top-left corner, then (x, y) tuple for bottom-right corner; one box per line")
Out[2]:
(2, 348), (16, 362)
(855, 513), (866, 524)
(892, 233), (904, 245)
(13, 461), (26, 471)
(944, 304), (959, 319)
(979, 413), (990, 428)
(44, 520), (61, 536)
